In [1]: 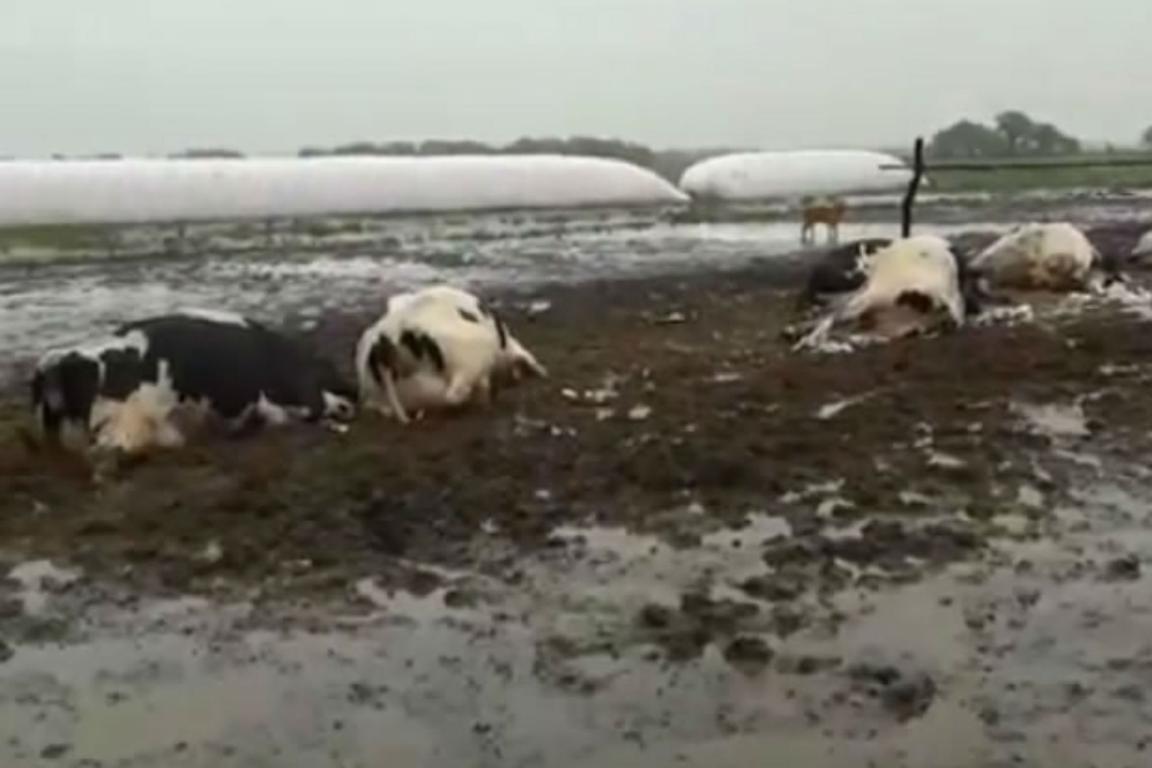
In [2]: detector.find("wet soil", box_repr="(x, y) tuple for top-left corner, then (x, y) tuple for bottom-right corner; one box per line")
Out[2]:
(1, 231), (1150, 600)
(3, 217), (1152, 766)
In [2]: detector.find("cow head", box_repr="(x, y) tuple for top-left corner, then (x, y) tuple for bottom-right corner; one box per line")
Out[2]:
(497, 336), (548, 384)
(315, 358), (358, 422)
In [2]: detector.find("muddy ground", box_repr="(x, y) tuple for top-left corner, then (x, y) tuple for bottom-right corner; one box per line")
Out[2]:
(3, 218), (1152, 766)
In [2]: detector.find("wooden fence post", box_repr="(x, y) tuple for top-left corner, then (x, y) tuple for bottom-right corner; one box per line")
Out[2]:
(901, 137), (925, 237)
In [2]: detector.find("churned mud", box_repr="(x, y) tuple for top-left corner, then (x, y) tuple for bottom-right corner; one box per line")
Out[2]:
(2, 215), (1152, 767)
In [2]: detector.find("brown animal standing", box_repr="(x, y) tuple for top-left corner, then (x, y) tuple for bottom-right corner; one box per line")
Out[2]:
(801, 198), (847, 245)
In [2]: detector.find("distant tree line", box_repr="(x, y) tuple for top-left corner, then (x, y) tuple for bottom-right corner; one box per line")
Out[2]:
(169, 148), (246, 159)
(929, 111), (1082, 159)
(297, 136), (731, 182)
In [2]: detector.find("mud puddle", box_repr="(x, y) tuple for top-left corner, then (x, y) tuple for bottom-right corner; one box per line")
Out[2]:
(4, 452), (1152, 768)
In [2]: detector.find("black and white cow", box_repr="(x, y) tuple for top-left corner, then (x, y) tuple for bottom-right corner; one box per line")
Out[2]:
(794, 235), (974, 349)
(32, 309), (356, 460)
(355, 285), (546, 423)
(800, 237), (983, 315)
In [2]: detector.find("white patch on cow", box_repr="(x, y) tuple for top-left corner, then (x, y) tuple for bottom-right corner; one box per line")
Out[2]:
(970, 222), (1096, 291)
(796, 235), (964, 351)
(255, 393), (292, 427)
(394, 370), (455, 413)
(322, 391), (356, 421)
(175, 308), (250, 326)
(90, 359), (184, 454)
(36, 330), (150, 376)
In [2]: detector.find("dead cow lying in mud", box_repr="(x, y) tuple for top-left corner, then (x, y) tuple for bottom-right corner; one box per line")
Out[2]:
(31, 310), (356, 473)
(793, 235), (976, 350)
(355, 285), (547, 424)
(968, 222), (1121, 294)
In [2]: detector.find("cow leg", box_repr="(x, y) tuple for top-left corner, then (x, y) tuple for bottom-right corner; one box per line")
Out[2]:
(793, 313), (837, 351)
(382, 369), (411, 425)
(471, 374), (493, 408)
(444, 374), (474, 407)
(228, 407), (265, 439)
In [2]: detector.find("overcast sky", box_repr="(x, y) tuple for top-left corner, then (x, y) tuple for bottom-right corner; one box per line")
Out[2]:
(2, 0), (1149, 157)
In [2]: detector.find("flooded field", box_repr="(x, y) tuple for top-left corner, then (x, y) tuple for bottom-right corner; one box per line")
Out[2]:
(10, 191), (1139, 385)
(2, 197), (1152, 766)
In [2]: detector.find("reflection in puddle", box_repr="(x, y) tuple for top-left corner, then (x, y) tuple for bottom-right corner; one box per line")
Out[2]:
(5, 469), (1152, 767)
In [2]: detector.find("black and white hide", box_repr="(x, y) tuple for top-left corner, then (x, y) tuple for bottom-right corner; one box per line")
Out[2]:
(799, 238), (894, 308)
(968, 222), (1118, 293)
(794, 235), (970, 349)
(355, 285), (547, 423)
(31, 310), (356, 459)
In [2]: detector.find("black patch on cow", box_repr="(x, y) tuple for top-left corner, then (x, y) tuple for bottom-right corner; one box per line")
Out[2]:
(802, 238), (892, 307)
(31, 352), (101, 439)
(97, 346), (146, 399)
(491, 312), (509, 350)
(399, 329), (446, 372)
(314, 351), (358, 407)
(457, 308), (481, 323)
(116, 315), (352, 422)
(953, 251), (985, 317)
(1093, 247), (1127, 287)
(368, 335), (397, 385)
(895, 290), (937, 314)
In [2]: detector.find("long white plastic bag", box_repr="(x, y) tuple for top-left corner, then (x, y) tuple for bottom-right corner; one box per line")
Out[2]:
(0, 155), (688, 226)
(681, 150), (911, 201)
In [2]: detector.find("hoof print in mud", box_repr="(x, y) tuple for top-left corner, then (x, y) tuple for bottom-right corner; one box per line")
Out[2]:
(775, 653), (841, 676)
(848, 662), (937, 721)
(636, 594), (763, 663)
(723, 635), (775, 671)
(638, 602), (676, 630)
(881, 673), (938, 721)
(1104, 554), (1142, 582)
(739, 572), (805, 602)
(39, 744), (71, 761)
